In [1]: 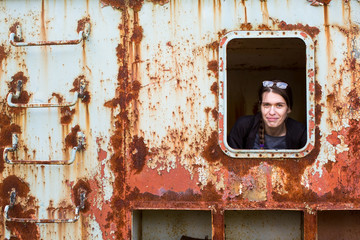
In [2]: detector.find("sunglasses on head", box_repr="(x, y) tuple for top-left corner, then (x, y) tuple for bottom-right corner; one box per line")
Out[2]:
(262, 80), (288, 89)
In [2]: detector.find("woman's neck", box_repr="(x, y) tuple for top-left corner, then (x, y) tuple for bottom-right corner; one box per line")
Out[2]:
(265, 123), (286, 137)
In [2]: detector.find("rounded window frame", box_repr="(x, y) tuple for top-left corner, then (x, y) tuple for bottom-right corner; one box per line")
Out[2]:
(218, 31), (315, 159)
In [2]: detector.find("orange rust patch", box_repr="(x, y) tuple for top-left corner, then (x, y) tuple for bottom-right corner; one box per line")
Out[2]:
(0, 176), (38, 240)
(127, 165), (201, 196)
(0, 175), (30, 204)
(258, 24), (271, 30)
(202, 131), (222, 163)
(129, 0), (144, 11)
(210, 81), (218, 95)
(0, 123), (21, 147)
(318, 0), (332, 4)
(207, 41), (219, 51)
(116, 44), (126, 61)
(64, 125), (80, 148)
(0, 44), (8, 64)
(315, 81), (322, 103)
(240, 23), (253, 31)
(326, 131), (341, 146)
(348, 89), (360, 110)
(127, 181), (221, 202)
(70, 75), (90, 104)
(101, 0), (127, 10)
(51, 93), (64, 103)
(60, 106), (75, 125)
(148, 0), (169, 5)
(8, 72), (31, 105)
(77, 17), (90, 34)
(129, 135), (149, 173)
(211, 108), (218, 121)
(207, 60), (218, 76)
(9, 22), (22, 42)
(0, 114), (20, 173)
(72, 179), (92, 213)
(131, 25), (143, 43)
(278, 21), (320, 39)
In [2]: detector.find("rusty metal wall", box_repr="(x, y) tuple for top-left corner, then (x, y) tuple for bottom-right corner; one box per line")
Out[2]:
(0, 0), (359, 239)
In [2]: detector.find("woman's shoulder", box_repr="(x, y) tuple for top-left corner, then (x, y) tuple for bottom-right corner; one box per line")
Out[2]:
(286, 117), (306, 132)
(234, 114), (259, 126)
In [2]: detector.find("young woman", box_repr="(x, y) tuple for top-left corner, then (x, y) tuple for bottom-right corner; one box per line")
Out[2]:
(227, 80), (306, 150)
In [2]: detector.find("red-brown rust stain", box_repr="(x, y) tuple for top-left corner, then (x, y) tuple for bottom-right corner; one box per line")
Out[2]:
(9, 22), (22, 42)
(207, 41), (219, 51)
(101, 0), (127, 10)
(147, 0), (169, 5)
(127, 181), (221, 202)
(116, 44), (126, 61)
(240, 23), (252, 31)
(0, 117), (21, 173)
(129, 135), (149, 173)
(258, 24), (271, 30)
(302, 120), (360, 201)
(217, 29), (228, 40)
(348, 89), (360, 110)
(127, 164), (201, 196)
(51, 93), (64, 103)
(77, 17), (90, 34)
(241, 0), (248, 23)
(207, 60), (218, 77)
(70, 75), (91, 104)
(202, 131), (222, 163)
(318, 0), (332, 4)
(129, 0), (144, 12)
(64, 125), (80, 148)
(315, 80), (322, 103)
(323, 4), (331, 59)
(102, 2), (144, 238)
(210, 81), (218, 96)
(72, 179), (92, 213)
(260, 0), (269, 24)
(7, 72), (31, 105)
(211, 108), (218, 121)
(40, 0), (46, 40)
(0, 44), (8, 65)
(77, 157), (115, 239)
(60, 107), (76, 125)
(0, 175), (39, 240)
(278, 21), (320, 39)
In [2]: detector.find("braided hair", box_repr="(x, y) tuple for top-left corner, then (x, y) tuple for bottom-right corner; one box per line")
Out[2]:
(258, 80), (293, 149)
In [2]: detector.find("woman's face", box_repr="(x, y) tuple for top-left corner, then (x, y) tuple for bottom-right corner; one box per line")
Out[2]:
(261, 91), (291, 130)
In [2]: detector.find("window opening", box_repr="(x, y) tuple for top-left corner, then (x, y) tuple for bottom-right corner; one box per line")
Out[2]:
(218, 31), (315, 158)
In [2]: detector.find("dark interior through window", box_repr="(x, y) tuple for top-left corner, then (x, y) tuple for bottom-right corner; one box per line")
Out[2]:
(226, 38), (307, 137)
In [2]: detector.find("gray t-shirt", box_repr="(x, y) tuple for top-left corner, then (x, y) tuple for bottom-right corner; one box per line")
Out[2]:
(254, 133), (287, 149)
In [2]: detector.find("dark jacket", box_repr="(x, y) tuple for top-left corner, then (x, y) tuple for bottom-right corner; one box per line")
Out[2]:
(227, 113), (307, 149)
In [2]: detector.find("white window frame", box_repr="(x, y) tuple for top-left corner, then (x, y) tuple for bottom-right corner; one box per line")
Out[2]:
(218, 31), (315, 158)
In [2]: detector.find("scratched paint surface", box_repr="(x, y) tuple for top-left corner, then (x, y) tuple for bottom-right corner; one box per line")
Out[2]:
(0, 0), (359, 239)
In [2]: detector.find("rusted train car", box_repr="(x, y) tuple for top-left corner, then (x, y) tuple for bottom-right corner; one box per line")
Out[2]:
(0, 0), (359, 239)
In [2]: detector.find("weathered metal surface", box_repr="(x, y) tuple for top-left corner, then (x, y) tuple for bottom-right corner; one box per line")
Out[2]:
(0, 0), (359, 239)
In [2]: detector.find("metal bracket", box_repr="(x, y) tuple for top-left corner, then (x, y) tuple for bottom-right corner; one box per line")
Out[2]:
(7, 80), (87, 108)
(9, 23), (91, 47)
(4, 132), (85, 165)
(4, 189), (87, 223)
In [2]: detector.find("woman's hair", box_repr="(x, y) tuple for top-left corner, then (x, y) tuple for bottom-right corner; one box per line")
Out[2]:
(257, 80), (293, 149)
(258, 80), (293, 109)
